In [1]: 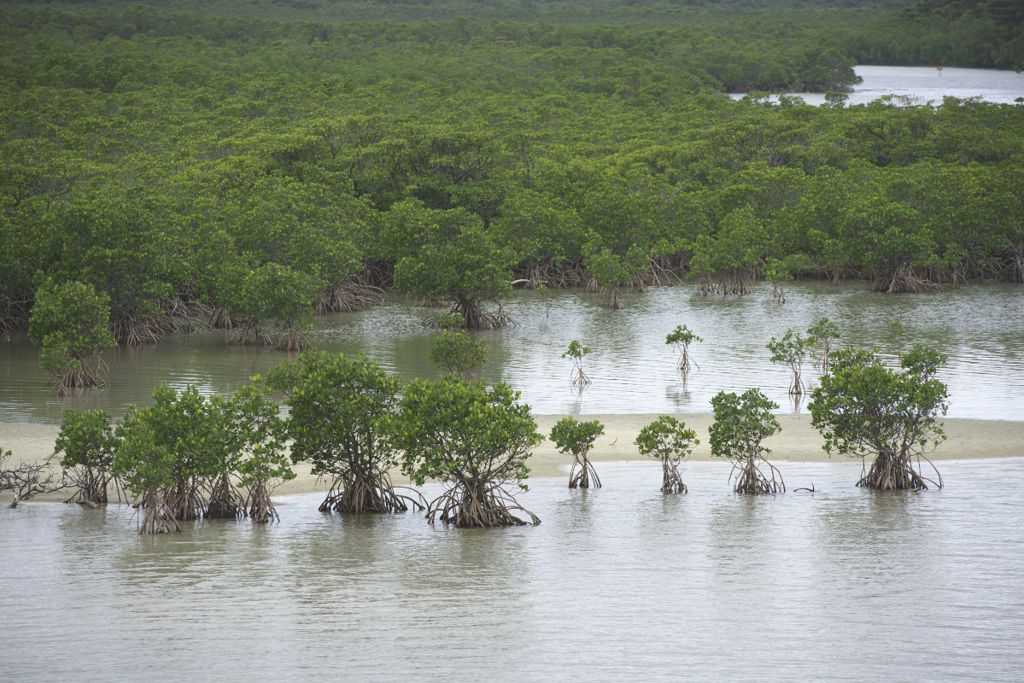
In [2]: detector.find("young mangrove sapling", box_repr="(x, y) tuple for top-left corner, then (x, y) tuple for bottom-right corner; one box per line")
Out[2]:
(428, 313), (487, 381)
(766, 329), (813, 395)
(562, 339), (593, 387)
(807, 317), (840, 373)
(549, 415), (605, 489)
(634, 416), (699, 494)
(665, 325), (703, 374)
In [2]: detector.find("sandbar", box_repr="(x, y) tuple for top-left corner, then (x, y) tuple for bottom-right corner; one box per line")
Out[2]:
(2, 414), (1021, 503)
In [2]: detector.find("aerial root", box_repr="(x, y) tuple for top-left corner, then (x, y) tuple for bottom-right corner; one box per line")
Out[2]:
(314, 279), (385, 314)
(318, 475), (426, 514)
(730, 457), (785, 494)
(662, 459), (687, 494)
(135, 490), (180, 534)
(872, 269), (942, 294)
(426, 482), (539, 527)
(569, 454), (601, 489)
(856, 454), (942, 491)
(206, 472), (244, 519)
(245, 480), (279, 523)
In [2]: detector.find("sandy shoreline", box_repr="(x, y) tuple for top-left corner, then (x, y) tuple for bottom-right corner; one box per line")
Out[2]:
(2, 414), (1022, 503)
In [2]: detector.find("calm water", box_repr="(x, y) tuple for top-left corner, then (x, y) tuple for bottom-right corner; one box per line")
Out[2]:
(2, 281), (1022, 422)
(3, 458), (1023, 682)
(730, 64), (1024, 106)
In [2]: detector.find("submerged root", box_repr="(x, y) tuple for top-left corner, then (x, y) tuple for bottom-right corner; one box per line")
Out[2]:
(48, 354), (109, 397)
(730, 456), (785, 494)
(422, 299), (517, 331)
(602, 286), (622, 309)
(426, 482), (540, 527)
(695, 272), (718, 296)
(569, 454), (601, 489)
(230, 320), (273, 346)
(857, 454), (942, 491)
(718, 268), (757, 296)
(274, 324), (310, 352)
(318, 474), (425, 514)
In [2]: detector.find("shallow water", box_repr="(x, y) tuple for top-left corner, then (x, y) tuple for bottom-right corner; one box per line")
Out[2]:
(2, 280), (1022, 422)
(729, 64), (1024, 106)
(3, 458), (1023, 682)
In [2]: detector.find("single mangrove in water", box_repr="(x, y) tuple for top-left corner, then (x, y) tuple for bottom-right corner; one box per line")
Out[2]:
(809, 345), (947, 490)
(665, 325), (703, 374)
(390, 377), (542, 527)
(428, 313), (488, 381)
(807, 317), (840, 374)
(54, 409), (127, 505)
(767, 329), (813, 396)
(562, 339), (593, 387)
(263, 351), (420, 514)
(635, 416), (699, 494)
(549, 415), (604, 489)
(27, 279), (117, 396)
(709, 388), (784, 494)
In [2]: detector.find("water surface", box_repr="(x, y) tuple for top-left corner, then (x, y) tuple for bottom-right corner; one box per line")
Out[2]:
(3, 458), (1023, 682)
(2, 281), (1022, 422)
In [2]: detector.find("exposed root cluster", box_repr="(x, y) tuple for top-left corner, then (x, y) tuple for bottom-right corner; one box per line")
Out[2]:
(48, 354), (109, 396)
(318, 474), (425, 514)
(661, 458), (687, 494)
(111, 312), (164, 346)
(314, 279), (385, 314)
(426, 482), (539, 527)
(61, 464), (127, 505)
(206, 472), (244, 519)
(730, 456), (785, 494)
(872, 269), (943, 294)
(569, 454), (601, 489)
(857, 453), (942, 491)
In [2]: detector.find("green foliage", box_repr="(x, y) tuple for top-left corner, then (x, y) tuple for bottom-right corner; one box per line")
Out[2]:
(634, 415), (699, 494)
(766, 329), (813, 395)
(113, 385), (234, 525)
(549, 416), (605, 459)
(429, 330), (487, 381)
(809, 345), (948, 490)
(709, 388), (784, 493)
(390, 376), (542, 526)
(390, 203), (517, 329)
(224, 384), (295, 522)
(28, 279), (117, 394)
(665, 324), (703, 373)
(225, 262), (318, 350)
(263, 351), (407, 513)
(2, 1), (1023, 347)
(54, 408), (123, 504)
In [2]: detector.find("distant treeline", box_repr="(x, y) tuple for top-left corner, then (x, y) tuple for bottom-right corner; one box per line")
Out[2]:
(1, 3), (1022, 342)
